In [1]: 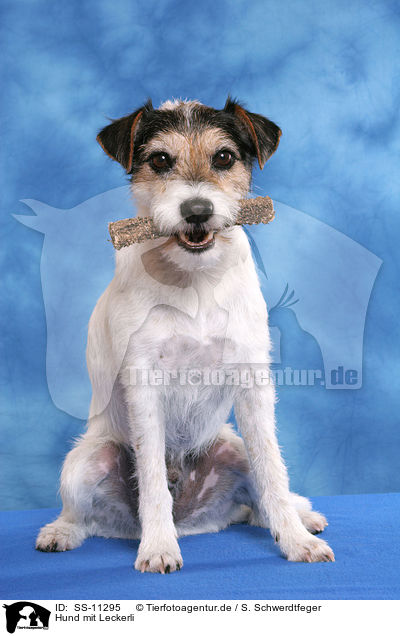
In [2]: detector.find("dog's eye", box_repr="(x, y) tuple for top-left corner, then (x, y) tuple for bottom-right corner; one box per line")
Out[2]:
(149, 152), (172, 172)
(213, 150), (235, 169)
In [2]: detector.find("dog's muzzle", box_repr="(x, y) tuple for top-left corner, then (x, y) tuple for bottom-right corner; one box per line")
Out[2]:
(178, 198), (216, 252)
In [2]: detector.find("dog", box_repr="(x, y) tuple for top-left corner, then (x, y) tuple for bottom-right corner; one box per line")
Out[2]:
(36, 98), (334, 572)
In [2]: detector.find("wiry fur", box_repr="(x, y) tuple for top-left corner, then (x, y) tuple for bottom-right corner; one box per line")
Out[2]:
(36, 99), (333, 572)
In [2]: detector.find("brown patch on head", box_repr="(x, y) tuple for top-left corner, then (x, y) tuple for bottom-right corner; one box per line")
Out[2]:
(97, 99), (281, 182)
(127, 110), (144, 172)
(134, 127), (251, 197)
(234, 104), (264, 169)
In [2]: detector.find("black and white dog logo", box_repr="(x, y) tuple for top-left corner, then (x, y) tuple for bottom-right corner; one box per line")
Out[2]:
(3, 602), (50, 633)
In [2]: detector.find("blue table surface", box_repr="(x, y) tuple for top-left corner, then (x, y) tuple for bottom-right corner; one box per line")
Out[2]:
(1, 493), (399, 600)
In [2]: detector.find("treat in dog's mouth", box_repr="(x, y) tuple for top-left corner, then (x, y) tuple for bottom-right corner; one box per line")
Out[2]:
(177, 228), (215, 252)
(108, 196), (275, 250)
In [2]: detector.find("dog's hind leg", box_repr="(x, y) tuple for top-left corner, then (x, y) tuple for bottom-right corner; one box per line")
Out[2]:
(36, 433), (140, 552)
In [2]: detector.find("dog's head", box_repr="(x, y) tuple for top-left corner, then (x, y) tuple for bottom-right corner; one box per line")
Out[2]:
(97, 98), (281, 267)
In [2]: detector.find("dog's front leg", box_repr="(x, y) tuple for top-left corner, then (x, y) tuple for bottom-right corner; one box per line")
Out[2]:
(235, 381), (334, 562)
(126, 385), (182, 573)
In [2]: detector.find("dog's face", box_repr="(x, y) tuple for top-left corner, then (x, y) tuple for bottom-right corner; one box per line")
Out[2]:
(97, 98), (281, 268)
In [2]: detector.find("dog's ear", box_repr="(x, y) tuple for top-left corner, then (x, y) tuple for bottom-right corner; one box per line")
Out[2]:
(96, 99), (153, 172)
(224, 97), (282, 169)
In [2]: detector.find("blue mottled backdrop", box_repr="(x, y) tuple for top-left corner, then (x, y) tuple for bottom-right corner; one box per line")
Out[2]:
(1, 0), (399, 509)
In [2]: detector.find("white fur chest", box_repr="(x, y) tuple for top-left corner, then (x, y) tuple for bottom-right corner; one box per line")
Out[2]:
(126, 266), (268, 452)
(127, 296), (243, 452)
(91, 229), (271, 452)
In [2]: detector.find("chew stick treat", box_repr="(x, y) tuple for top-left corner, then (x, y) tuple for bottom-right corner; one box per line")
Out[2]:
(109, 195), (275, 250)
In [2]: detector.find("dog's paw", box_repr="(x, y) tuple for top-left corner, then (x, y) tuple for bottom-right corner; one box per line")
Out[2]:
(36, 520), (86, 552)
(284, 535), (334, 563)
(299, 510), (328, 535)
(135, 541), (183, 573)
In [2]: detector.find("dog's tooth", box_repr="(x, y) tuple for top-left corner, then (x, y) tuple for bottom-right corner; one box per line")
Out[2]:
(179, 230), (213, 247)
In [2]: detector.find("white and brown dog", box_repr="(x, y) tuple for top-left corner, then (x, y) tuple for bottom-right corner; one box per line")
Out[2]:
(36, 98), (334, 572)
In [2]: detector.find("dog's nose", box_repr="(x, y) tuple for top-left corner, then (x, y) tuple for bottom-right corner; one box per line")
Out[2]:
(180, 198), (214, 224)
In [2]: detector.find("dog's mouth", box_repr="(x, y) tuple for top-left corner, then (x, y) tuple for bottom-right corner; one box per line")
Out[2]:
(177, 228), (216, 252)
